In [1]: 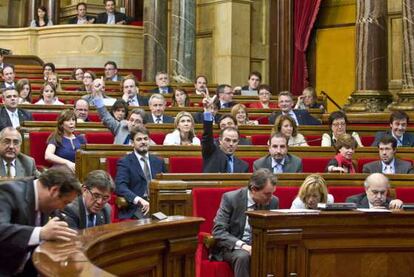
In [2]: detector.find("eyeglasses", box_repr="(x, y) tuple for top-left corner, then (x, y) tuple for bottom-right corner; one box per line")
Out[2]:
(86, 189), (110, 202)
(332, 122), (346, 127)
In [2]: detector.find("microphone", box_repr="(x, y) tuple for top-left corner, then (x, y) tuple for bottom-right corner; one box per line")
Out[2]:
(289, 136), (322, 146)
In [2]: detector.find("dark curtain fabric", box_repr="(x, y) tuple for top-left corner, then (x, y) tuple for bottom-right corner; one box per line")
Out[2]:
(291, 0), (322, 95)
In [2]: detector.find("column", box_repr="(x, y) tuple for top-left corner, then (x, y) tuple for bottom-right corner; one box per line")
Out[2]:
(170, 0), (196, 83)
(389, 0), (414, 111)
(344, 0), (391, 112)
(143, 0), (168, 82)
(42, 0), (60, 25)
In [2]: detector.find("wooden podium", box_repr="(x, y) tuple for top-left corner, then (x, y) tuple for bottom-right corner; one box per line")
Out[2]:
(247, 211), (414, 277)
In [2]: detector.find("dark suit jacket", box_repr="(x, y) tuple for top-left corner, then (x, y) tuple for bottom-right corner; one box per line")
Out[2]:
(215, 101), (236, 110)
(0, 178), (48, 276)
(268, 109), (321, 125)
(0, 107), (33, 131)
(63, 196), (111, 229)
(149, 86), (174, 94)
(362, 159), (414, 174)
(115, 152), (167, 219)
(0, 81), (15, 89)
(95, 11), (131, 24)
(144, 113), (174, 124)
(193, 112), (222, 124)
(0, 154), (39, 178)
(253, 154), (303, 173)
(371, 130), (414, 147)
(136, 95), (149, 106)
(68, 15), (95, 24)
(212, 187), (279, 260)
(346, 193), (391, 208)
(202, 119), (248, 173)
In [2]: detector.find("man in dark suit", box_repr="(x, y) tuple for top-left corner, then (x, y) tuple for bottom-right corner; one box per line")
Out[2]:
(63, 170), (113, 229)
(0, 127), (39, 178)
(95, 0), (131, 24)
(202, 95), (248, 173)
(0, 88), (32, 131)
(1, 64), (16, 89)
(212, 168), (279, 277)
(144, 93), (174, 123)
(371, 111), (414, 147)
(240, 71), (261, 93)
(363, 136), (414, 174)
(253, 132), (303, 173)
(149, 71), (174, 94)
(216, 114), (252, 145)
(115, 126), (167, 219)
(121, 75), (148, 106)
(215, 84), (236, 109)
(104, 60), (122, 82)
(346, 173), (403, 209)
(0, 168), (80, 276)
(268, 91), (321, 125)
(74, 98), (90, 122)
(68, 2), (95, 24)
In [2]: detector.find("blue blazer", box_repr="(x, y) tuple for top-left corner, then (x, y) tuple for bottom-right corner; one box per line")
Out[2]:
(371, 130), (414, 147)
(115, 152), (166, 219)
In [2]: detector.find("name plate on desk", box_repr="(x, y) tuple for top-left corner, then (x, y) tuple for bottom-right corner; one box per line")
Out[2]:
(317, 202), (357, 210)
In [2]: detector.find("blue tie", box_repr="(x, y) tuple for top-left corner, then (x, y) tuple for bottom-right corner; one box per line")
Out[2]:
(123, 134), (131, 145)
(87, 213), (95, 228)
(226, 155), (233, 173)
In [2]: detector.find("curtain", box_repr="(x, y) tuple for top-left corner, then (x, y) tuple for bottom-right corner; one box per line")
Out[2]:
(291, 0), (322, 95)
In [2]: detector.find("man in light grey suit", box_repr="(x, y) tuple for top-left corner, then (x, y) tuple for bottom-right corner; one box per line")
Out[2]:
(63, 170), (113, 229)
(212, 169), (279, 277)
(0, 127), (39, 178)
(253, 132), (302, 173)
(363, 135), (414, 174)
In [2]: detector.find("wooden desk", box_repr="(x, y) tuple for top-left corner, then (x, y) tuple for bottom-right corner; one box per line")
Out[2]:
(33, 216), (203, 277)
(248, 210), (414, 277)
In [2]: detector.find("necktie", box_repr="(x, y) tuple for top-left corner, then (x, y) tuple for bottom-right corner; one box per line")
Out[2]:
(141, 157), (152, 197)
(384, 165), (393, 174)
(273, 161), (283, 174)
(123, 134), (131, 145)
(288, 111), (299, 125)
(155, 116), (161, 124)
(226, 155), (233, 173)
(87, 213), (95, 228)
(396, 137), (403, 147)
(6, 162), (11, 177)
(10, 112), (19, 128)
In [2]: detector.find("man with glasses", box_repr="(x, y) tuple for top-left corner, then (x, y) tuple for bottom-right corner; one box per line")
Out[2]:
(215, 84), (236, 109)
(150, 71), (173, 94)
(104, 61), (122, 82)
(0, 127), (39, 178)
(346, 173), (403, 209)
(63, 170), (114, 229)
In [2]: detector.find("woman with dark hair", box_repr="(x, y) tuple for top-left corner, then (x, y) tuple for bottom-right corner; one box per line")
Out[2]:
(30, 6), (53, 27)
(249, 84), (278, 109)
(322, 111), (363, 147)
(272, 114), (308, 146)
(71, 68), (84, 81)
(325, 133), (358, 173)
(35, 82), (64, 105)
(110, 99), (129, 121)
(171, 88), (191, 107)
(45, 110), (87, 172)
(16, 78), (32, 104)
(78, 70), (96, 92)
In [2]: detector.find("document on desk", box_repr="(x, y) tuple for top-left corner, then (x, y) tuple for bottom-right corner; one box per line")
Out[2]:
(271, 209), (320, 214)
(357, 208), (391, 213)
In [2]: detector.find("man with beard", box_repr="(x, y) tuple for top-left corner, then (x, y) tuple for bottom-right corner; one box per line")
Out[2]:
(115, 126), (167, 219)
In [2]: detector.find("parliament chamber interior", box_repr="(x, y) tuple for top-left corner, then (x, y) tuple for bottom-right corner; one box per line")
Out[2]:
(1, 0), (414, 277)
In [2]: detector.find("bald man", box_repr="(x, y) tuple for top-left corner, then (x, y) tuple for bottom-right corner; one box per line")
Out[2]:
(346, 173), (403, 209)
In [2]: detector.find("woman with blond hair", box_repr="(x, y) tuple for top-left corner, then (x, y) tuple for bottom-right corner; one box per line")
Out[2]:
(231, 104), (258, 126)
(272, 115), (308, 146)
(291, 174), (334, 209)
(163, 111), (200, 145)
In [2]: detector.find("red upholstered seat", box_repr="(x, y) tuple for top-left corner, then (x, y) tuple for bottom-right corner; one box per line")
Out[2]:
(29, 132), (52, 168)
(88, 113), (101, 122)
(328, 186), (365, 202)
(106, 156), (121, 179)
(302, 157), (331, 173)
(305, 135), (322, 146)
(361, 136), (375, 146)
(250, 134), (269, 145)
(32, 113), (59, 121)
(357, 158), (377, 173)
(240, 157), (257, 172)
(169, 156), (203, 173)
(84, 132), (114, 144)
(150, 133), (166, 145)
(395, 187), (414, 203)
(275, 186), (300, 209)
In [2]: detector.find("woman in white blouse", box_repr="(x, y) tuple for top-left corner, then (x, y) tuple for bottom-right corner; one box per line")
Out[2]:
(321, 111), (363, 147)
(291, 174), (334, 209)
(35, 82), (64, 105)
(163, 111), (200, 146)
(272, 114), (308, 146)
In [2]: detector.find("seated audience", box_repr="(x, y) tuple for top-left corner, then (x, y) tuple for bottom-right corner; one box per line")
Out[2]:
(269, 91), (321, 125)
(194, 75), (208, 95)
(290, 174), (334, 209)
(215, 84), (236, 109)
(363, 136), (414, 174)
(16, 78), (32, 104)
(249, 84), (277, 109)
(74, 99), (90, 122)
(30, 6), (53, 27)
(163, 111), (200, 146)
(150, 71), (173, 94)
(1, 64), (16, 89)
(71, 67), (84, 81)
(96, 0), (131, 25)
(144, 94), (174, 123)
(171, 87), (191, 107)
(231, 104), (258, 126)
(45, 110), (87, 172)
(202, 94), (248, 173)
(253, 132), (303, 173)
(273, 114), (308, 146)
(325, 133), (357, 173)
(346, 173), (403, 209)
(120, 75), (148, 106)
(110, 99), (129, 121)
(0, 88), (32, 130)
(63, 170), (113, 230)
(0, 127), (39, 178)
(235, 71), (261, 94)
(212, 168), (279, 277)
(68, 2), (95, 24)
(217, 114), (252, 145)
(83, 77), (116, 106)
(115, 126), (167, 219)
(0, 168), (79, 276)
(372, 111), (414, 147)
(104, 61), (122, 82)
(42, 62), (55, 81)
(35, 82), (64, 105)
(294, 87), (324, 110)
(322, 111), (363, 147)
(78, 70), (96, 92)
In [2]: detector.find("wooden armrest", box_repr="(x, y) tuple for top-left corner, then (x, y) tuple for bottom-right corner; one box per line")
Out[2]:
(115, 196), (128, 209)
(203, 234), (216, 249)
